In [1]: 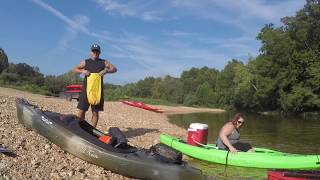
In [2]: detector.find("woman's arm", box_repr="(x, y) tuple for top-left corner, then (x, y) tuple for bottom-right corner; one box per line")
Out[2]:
(219, 123), (237, 153)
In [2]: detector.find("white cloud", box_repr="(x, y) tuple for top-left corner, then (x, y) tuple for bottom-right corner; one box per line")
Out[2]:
(95, 0), (136, 16)
(198, 35), (258, 56)
(58, 15), (90, 50)
(167, 31), (195, 37)
(90, 30), (231, 84)
(31, 0), (91, 35)
(141, 11), (162, 21)
(95, 0), (163, 22)
(93, 0), (303, 36)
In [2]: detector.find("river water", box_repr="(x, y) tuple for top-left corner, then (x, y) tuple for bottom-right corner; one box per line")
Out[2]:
(168, 112), (320, 179)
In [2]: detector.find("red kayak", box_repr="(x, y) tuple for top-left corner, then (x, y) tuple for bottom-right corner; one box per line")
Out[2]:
(121, 100), (164, 113)
(268, 170), (320, 180)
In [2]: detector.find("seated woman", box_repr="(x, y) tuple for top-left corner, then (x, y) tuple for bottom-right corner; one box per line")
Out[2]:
(216, 113), (254, 153)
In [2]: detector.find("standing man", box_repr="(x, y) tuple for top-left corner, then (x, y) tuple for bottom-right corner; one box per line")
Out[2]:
(73, 44), (117, 127)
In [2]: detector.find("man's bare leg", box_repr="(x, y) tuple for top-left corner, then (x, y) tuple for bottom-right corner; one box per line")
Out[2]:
(91, 111), (99, 128)
(77, 109), (86, 119)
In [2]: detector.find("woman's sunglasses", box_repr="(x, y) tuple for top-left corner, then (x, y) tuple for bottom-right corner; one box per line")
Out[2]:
(237, 121), (244, 125)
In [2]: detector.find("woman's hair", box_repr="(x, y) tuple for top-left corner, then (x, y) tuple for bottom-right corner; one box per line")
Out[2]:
(231, 113), (244, 126)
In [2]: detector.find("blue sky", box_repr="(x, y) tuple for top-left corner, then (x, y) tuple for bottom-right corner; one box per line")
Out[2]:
(0, 0), (305, 85)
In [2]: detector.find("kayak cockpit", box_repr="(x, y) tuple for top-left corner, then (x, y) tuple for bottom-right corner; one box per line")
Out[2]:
(43, 111), (138, 153)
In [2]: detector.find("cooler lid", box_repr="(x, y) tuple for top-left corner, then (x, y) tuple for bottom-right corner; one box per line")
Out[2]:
(189, 123), (208, 130)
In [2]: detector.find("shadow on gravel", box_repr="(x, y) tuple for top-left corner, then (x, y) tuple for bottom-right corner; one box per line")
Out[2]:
(124, 128), (159, 138)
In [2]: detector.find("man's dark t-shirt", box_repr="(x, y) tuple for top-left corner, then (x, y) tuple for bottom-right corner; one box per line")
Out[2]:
(77, 58), (106, 111)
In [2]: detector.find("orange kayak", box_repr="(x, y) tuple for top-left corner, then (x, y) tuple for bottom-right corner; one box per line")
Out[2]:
(121, 100), (164, 113)
(268, 170), (320, 180)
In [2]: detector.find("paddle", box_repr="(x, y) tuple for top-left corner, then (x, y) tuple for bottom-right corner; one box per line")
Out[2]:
(0, 145), (17, 157)
(191, 137), (218, 149)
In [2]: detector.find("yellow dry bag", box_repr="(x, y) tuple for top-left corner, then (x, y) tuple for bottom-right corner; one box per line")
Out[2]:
(86, 73), (101, 105)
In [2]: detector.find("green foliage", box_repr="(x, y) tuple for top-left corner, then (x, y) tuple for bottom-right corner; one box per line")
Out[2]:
(214, 60), (242, 107)
(0, 58), (83, 96)
(252, 1), (320, 113)
(151, 75), (183, 103)
(44, 71), (83, 95)
(279, 85), (320, 113)
(183, 94), (198, 106)
(180, 66), (219, 95)
(0, 83), (50, 95)
(232, 63), (258, 110)
(104, 84), (125, 101)
(59, 71), (83, 85)
(0, 72), (20, 84)
(0, 63), (44, 87)
(44, 75), (64, 95)
(195, 82), (215, 106)
(136, 77), (156, 97)
(19, 84), (49, 95)
(123, 83), (138, 97)
(0, 48), (9, 73)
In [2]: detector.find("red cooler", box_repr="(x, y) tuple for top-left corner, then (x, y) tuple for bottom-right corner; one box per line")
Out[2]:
(187, 123), (208, 146)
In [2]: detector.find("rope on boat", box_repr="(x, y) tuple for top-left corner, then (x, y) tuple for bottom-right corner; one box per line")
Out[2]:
(224, 150), (230, 176)
(170, 138), (174, 147)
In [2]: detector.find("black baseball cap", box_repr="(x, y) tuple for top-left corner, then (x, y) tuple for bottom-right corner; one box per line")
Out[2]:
(91, 44), (101, 52)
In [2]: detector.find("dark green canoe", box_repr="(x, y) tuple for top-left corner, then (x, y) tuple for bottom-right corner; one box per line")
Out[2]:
(16, 98), (206, 180)
(160, 134), (320, 170)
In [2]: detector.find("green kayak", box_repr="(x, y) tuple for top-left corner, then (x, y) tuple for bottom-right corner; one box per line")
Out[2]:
(160, 134), (320, 169)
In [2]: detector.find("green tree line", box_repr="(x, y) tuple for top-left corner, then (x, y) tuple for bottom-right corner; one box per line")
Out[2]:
(0, 49), (82, 95)
(1, 0), (319, 114)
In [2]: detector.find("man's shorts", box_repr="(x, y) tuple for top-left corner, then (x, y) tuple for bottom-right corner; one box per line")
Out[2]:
(77, 92), (104, 112)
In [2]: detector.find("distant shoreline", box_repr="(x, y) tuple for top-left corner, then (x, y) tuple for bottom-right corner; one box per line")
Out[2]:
(154, 104), (225, 115)
(0, 86), (226, 115)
